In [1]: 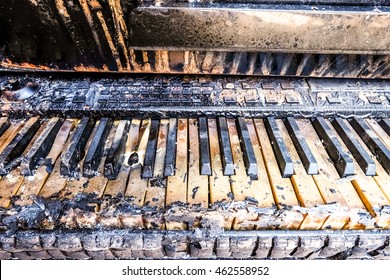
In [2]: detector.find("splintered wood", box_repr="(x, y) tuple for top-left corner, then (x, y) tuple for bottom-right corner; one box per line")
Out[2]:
(125, 119), (150, 205)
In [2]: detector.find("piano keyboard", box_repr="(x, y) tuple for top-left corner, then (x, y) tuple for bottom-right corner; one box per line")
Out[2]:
(1, 116), (390, 231)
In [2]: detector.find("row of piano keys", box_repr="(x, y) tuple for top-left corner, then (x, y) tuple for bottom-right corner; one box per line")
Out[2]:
(0, 116), (390, 230)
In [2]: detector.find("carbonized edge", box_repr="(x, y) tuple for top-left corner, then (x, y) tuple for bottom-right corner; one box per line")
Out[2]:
(1, 229), (389, 259)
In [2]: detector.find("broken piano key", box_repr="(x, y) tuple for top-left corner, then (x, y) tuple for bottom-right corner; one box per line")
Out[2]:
(104, 120), (130, 179)
(83, 118), (113, 178)
(142, 119), (159, 179)
(60, 117), (94, 176)
(20, 117), (64, 176)
(0, 117), (40, 175)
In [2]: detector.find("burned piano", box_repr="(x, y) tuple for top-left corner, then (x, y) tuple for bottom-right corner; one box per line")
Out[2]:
(0, 0), (390, 259)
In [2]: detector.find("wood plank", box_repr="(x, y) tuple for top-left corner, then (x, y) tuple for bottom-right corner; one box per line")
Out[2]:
(16, 120), (74, 206)
(253, 119), (302, 229)
(297, 119), (351, 230)
(277, 119), (327, 230)
(187, 118), (208, 208)
(166, 118), (188, 206)
(208, 118), (231, 203)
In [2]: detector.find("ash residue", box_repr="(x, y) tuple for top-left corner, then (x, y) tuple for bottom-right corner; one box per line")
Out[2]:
(0, 193), (104, 233)
(1, 197), (62, 234)
(0, 192), (366, 234)
(149, 178), (166, 188)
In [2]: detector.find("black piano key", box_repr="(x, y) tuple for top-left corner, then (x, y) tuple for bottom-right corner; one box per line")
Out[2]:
(331, 118), (376, 176)
(0, 117), (41, 175)
(142, 119), (159, 179)
(198, 117), (212, 175)
(60, 117), (94, 176)
(20, 118), (64, 176)
(284, 117), (318, 175)
(164, 118), (177, 177)
(379, 119), (390, 136)
(312, 117), (354, 177)
(0, 118), (10, 138)
(236, 117), (258, 178)
(83, 118), (113, 178)
(350, 118), (390, 175)
(264, 117), (294, 178)
(104, 120), (130, 179)
(217, 117), (234, 176)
